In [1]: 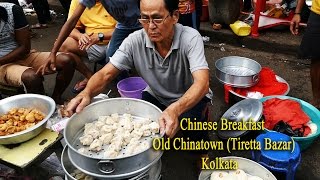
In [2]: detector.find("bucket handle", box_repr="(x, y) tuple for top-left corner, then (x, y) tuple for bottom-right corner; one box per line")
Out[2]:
(252, 74), (259, 83)
(97, 160), (115, 174)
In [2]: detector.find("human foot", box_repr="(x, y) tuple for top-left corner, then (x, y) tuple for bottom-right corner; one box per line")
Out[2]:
(72, 79), (88, 94)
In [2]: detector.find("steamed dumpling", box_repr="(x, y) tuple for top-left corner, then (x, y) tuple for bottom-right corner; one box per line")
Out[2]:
(99, 133), (113, 145)
(229, 169), (248, 180)
(101, 125), (114, 134)
(210, 171), (229, 180)
(79, 135), (94, 146)
(149, 121), (160, 134)
(84, 128), (100, 139)
(89, 139), (103, 152)
(104, 148), (119, 158)
(141, 125), (151, 137)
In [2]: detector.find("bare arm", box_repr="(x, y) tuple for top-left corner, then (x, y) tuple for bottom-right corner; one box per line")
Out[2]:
(0, 26), (30, 65)
(66, 63), (121, 115)
(290, 0), (306, 35)
(36, 3), (86, 75)
(159, 69), (210, 137)
(51, 3), (86, 54)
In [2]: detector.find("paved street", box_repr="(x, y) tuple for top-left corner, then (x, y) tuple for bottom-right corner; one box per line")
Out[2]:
(0, 1), (319, 180)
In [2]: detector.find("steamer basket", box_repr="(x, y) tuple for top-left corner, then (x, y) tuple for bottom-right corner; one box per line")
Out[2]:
(64, 98), (164, 178)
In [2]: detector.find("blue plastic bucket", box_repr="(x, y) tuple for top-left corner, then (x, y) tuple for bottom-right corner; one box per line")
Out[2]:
(117, 77), (147, 99)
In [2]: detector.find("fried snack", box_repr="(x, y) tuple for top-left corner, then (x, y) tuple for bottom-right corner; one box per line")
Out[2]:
(0, 108), (45, 136)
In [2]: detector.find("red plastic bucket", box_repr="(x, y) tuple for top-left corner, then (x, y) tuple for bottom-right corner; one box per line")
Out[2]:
(117, 77), (147, 99)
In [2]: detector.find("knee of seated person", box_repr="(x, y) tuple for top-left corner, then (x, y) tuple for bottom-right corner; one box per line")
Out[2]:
(56, 53), (76, 69)
(21, 69), (43, 86)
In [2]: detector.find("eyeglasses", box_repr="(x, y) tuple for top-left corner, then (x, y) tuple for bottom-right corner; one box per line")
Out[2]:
(138, 14), (170, 25)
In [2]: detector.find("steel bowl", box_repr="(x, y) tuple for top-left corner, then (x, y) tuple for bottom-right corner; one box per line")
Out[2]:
(64, 98), (164, 179)
(215, 56), (262, 88)
(198, 156), (277, 180)
(0, 94), (56, 144)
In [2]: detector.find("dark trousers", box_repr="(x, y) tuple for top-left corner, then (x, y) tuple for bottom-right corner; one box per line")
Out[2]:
(106, 27), (141, 82)
(142, 91), (210, 143)
(32, 0), (51, 24)
(179, 13), (194, 28)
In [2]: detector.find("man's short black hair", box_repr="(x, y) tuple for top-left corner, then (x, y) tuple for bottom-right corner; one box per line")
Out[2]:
(139, 0), (179, 15)
(164, 0), (179, 15)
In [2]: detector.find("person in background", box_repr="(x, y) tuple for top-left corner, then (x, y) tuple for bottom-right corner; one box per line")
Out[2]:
(59, 0), (116, 93)
(44, 0), (141, 83)
(290, 0), (320, 109)
(65, 0), (212, 154)
(178, 0), (196, 28)
(194, 0), (202, 30)
(30, 0), (52, 29)
(0, 2), (77, 104)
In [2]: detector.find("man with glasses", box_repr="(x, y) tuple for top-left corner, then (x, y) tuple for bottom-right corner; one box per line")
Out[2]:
(66, 0), (212, 148)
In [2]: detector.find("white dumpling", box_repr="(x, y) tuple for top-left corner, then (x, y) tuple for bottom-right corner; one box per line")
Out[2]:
(99, 133), (113, 145)
(248, 176), (263, 180)
(89, 139), (103, 152)
(223, 174), (238, 180)
(141, 118), (152, 125)
(126, 138), (140, 155)
(149, 122), (160, 134)
(114, 127), (126, 136)
(111, 113), (119, 119)
(109, 138), (123, 151)
(105, 116), (119, 125)
(85, 128), (100, 139)
(101, 125), (114, 134)
(141, 125), (152, 137)
(133, 121), (144, 130)
(79, 135), (94, 146)
(119, 118), (133, 131)
(104, 148), (119, 158)
(122, 113), (132, 119)
(229, 169), (248, 180)
(131, 129), (143, 139)
(84, 123), (95, 134)
(122, 131), (133, 145)
(210, 171), (229, 180)
(97, 115), (108, 123)
(95, 120), (105, 129)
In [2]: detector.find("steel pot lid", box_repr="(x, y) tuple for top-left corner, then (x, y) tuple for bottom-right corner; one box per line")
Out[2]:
(217, 99), (263, 139)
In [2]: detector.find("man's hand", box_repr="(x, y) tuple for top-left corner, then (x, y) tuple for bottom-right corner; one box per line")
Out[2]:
(78, 33), (99, 50)
(65, 92), (91, 117)
(159, 106), (180, 138)
(36, 53), (56, 75)
(290, 14), (301, 35)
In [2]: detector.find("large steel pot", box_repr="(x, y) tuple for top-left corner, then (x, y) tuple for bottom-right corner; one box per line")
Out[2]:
(198, 156), (277, 180)
(64, 98), (164, 179)
(215, 56), (262, 88)
(61, 146), (162, 180)
(0, 94), (55, 144)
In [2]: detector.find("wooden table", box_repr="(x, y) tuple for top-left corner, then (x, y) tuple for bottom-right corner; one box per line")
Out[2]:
(0, 129), (63, 174)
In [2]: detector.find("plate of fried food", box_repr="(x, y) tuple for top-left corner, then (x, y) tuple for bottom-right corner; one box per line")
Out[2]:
(0, 94), (55, 144)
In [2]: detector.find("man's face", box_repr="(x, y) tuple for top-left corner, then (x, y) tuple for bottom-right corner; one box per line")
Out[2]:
(139, 0), (178, 43)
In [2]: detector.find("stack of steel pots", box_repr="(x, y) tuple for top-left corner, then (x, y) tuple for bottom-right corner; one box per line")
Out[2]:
(61, 98), (164, 180)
